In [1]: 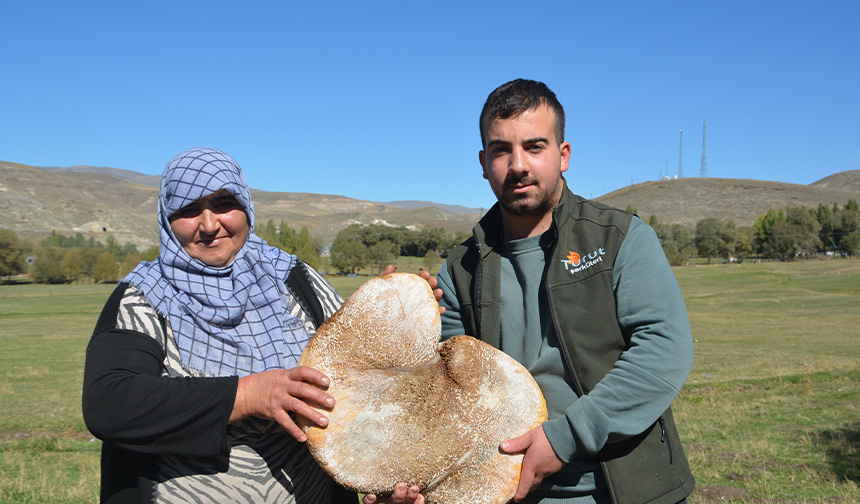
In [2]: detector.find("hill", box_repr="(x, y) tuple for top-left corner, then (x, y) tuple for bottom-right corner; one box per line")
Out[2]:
(0, 161), (479, 249)
(595, 177), (860, 227)
(810, 169), (860, 192)
(2, 160), (859, 249)
(383, 200), (483, 215)
(41, 165), (161, 187)
(0, 161), (159, 248)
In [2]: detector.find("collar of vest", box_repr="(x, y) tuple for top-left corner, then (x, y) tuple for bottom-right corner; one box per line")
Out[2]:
(472, 178), (578, 251)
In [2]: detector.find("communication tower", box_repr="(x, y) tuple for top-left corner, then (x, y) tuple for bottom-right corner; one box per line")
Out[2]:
(678, 129), (684, 178)
(700, 119), (708, 178)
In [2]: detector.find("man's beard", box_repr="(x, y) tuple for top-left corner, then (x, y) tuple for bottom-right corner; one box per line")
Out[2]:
(499, 174), (561, 217)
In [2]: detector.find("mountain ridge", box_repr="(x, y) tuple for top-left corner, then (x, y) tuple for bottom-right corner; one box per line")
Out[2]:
(597, 174), (860, 226)
(0, 161), (480, 249)
(2, 160), (858, 249)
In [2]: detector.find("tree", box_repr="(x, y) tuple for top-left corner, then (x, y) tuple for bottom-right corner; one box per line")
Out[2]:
(817, 203), (836, 251)
(329, 222), (470, 265)
(294, 227), (320, 268)
(832, 205), (860, 255)
(93, 251), (119, 283)
(754, 209), (785, 255)
(786, 206), (821, 258)
(722, 220), (738, 258)
(367, 241), (396, 273)
(81, 247), (104, 279)
(312, 236), (324, 256)
(672, 225), (696, 261)
(422, 249), (440, 273)
(417, 227), (448, 257)
(653, 223), (679, 265)
(59, 248), (85, 283)
(440, 231), (470, 257)
(695, 218), (734, 263)
(276, 220), (297, 251)
(120, 253), (143, 278)
(106, 235), (123, 260)
(40, 231), (100, 249)
(0, 228), (27, 280)
(141, 246), (159, 262)
(259, 219), (278, 245)
(734, 226), (755, 261)
(31, 247), (67, 284)
(40, 231), (67, 248)
(764, 206), (821, 260)
(335, 223), (366, 243)
(120, 242), (140, 261)
(330, 238), (367, 274)
(653, 223), (694, 266)
(765, 221), (802, 260)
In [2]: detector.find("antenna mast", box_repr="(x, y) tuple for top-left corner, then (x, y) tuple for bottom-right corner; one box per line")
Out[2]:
(678, 129), (684, 178)
(700, 119), (708, 177)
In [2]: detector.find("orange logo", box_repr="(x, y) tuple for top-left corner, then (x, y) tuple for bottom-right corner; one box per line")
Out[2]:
(560, 248), (606, 274)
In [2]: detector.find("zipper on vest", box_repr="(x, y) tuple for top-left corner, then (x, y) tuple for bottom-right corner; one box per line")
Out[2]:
(658, 417), (673, 464)
(473, 242), (483, 341)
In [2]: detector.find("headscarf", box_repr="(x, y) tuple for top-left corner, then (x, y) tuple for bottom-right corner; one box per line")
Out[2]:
(123, 148), (310, 377)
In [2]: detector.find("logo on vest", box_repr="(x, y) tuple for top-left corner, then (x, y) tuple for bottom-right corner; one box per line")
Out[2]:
(560, 248), (606, 274)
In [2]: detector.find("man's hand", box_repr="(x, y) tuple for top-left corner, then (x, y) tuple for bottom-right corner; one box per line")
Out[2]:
(363, 483), (424, 504)
(500, 425), (564, 502)
(380, 265), (445, 315)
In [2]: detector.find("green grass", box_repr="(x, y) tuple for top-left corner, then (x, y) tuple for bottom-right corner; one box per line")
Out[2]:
(321, 255), (443, 299)
(678, 260), (860, 385)
(0, 283), (114, 503)
(676, 371), (859, 502)
(1, 259), (859, 503)
(671, 259), (860, 502)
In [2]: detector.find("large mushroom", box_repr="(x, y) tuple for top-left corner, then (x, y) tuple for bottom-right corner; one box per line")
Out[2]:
(298, 273), (547, 504)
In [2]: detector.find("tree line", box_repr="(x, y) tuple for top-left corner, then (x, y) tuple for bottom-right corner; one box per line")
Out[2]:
(0, 219), (325, 284)
(255, 219), (324, 269)
(329, 224), (470, 274)
(0, 230), (158, 284)
(643, 199), (859, 265)
(2, 199), (857, 283)
(326, 199), (859, 273)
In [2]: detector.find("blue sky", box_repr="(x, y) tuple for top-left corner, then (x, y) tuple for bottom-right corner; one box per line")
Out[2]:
(2, 1), (858, 210)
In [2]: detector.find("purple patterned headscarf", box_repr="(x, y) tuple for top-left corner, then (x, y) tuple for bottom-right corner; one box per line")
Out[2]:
(123, 148), (310, 377)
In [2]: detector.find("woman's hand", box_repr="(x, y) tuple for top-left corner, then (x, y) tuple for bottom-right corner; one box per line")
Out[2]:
(230, 366), (334, 442)
(363, 483), (424, 504)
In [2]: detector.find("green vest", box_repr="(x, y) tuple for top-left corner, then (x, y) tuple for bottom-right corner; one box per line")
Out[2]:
(445, 187), (694, 504)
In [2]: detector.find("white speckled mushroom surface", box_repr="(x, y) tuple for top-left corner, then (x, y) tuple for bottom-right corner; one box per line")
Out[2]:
(298, 273), (547, 504)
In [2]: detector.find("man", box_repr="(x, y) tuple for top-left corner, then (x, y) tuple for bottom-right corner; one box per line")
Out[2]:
(436, 79), (695, 504)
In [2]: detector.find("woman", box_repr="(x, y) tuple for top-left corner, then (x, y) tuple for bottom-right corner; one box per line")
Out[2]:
(83, 148), (423, 504)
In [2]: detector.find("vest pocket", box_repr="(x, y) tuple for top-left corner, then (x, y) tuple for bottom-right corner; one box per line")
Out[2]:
(658, 416), (673, 465)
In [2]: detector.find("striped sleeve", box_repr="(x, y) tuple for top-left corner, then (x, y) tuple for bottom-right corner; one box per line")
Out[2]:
(303, 263), (344, 319)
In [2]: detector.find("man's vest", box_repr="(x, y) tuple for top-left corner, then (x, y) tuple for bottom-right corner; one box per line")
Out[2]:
(445, 186), (695, 504)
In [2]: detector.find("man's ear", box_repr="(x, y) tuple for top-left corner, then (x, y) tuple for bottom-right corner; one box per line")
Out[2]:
(479, 150), (488, 180)
(559, 142), (571, 173)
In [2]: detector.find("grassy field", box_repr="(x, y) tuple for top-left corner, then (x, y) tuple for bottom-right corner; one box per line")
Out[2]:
(0, 259), (858, 503)
(672, 259), (860, 502)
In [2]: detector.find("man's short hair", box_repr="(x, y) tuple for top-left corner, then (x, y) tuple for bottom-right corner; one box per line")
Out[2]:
(479, 78), (566, 148)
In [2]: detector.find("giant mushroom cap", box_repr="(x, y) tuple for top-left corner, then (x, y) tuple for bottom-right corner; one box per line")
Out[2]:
(298, 273), (547, 504)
